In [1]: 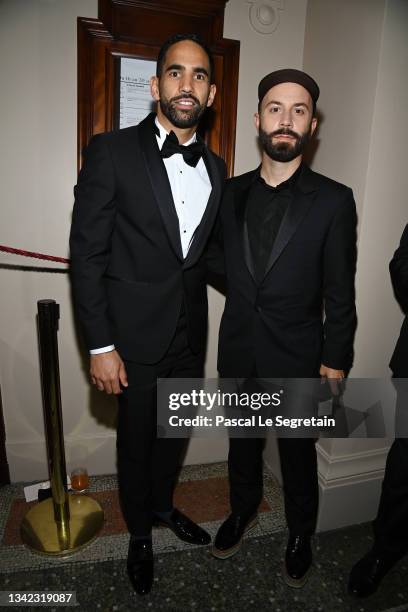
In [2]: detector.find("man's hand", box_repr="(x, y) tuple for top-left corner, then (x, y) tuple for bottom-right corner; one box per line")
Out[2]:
(320, 364), (344, 396)
(90, 350), (128, 395)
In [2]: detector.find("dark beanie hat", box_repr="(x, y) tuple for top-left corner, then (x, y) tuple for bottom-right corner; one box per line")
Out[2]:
(258, 69), (320, 105)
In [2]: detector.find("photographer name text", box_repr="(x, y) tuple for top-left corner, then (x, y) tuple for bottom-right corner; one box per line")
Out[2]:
(168, 415), (335, 429)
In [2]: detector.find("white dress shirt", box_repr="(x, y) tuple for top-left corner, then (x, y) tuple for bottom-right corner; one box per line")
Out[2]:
(90, 116), (212, 355)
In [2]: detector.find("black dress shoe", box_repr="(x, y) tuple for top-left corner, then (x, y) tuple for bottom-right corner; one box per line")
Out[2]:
(154, 508), (211, 545)
(211, 513), (258, 559)
(348, 549), (398, 597)
(284, 534), (312, 588)
(127, 536), (153, 596)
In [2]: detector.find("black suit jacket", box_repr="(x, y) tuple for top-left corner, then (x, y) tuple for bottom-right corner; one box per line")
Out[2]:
(70, 113), (226, 363)
(389, 225), (408, 377)
(215, 164), (357, 377)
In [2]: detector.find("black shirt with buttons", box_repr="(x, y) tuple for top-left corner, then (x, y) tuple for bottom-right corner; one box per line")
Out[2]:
(246, 164), (302, 282)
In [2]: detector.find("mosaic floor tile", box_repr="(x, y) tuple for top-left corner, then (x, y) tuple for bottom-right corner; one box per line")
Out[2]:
(0, 526), (407, 612)
(0, 463), (285, 573)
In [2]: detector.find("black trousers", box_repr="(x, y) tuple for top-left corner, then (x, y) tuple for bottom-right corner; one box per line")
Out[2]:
(228, 436), (318, 535)
(373, 380), (408, 558)
(116, 312), (204, 536)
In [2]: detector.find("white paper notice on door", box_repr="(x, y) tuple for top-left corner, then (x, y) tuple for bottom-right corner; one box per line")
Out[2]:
(119, 57), (157, 128)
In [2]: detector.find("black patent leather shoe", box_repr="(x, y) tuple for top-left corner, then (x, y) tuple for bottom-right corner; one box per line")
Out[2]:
(127, 536), (153, 596)
(348, 550), (397, 597)
(211, 513), (258, 559)
(154, 508), (211, 545)
(284, 535), (312, 588)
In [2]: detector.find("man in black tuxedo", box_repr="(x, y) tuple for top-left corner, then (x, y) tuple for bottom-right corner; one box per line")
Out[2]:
(70, 33), (226, 595)
(210, 69), (357, 588)
(349, 225), (408, 597)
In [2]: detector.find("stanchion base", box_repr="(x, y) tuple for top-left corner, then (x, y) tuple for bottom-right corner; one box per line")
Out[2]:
(20, 494), (104, 557)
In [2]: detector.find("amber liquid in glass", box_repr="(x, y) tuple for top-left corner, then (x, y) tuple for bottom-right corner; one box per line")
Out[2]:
(71, 472), (89, 492)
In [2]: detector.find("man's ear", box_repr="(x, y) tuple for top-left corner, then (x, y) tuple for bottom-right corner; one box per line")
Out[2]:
(310, 116), (317, 136)
(254, 112), (260, 132)
(150, 75), (160, 101)
(206, 83), (216, 108)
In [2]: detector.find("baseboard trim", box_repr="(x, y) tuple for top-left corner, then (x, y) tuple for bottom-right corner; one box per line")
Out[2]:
(316, 443), (389, 531)
(6, 435), (229, 482)
(317, 442), (389, 482)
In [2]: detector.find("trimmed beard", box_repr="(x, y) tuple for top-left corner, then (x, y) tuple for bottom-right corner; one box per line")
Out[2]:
(159, 93), (207, 129)
(259, 125), (312, 162)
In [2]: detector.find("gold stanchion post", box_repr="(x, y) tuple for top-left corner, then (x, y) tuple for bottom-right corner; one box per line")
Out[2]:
(20, 300), (104, 556)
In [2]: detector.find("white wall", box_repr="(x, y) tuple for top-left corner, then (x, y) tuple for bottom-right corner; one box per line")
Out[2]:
(2, 0), (406, 491)
(303, 0), (406, 376)
(353, 0), (408, 377)
(0, 0), (307, 481)
(1, 0), (101, 481)
(297, 0), (408, 530)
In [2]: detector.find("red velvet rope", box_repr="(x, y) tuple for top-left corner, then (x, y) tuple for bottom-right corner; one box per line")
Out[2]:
(0, 245), (70, 265)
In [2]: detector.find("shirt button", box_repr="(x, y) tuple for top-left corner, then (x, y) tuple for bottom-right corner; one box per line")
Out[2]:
(180, 170), (183, 174)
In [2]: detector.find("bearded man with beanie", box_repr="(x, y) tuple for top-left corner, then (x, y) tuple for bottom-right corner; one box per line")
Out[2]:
(210, 69), (357, 588)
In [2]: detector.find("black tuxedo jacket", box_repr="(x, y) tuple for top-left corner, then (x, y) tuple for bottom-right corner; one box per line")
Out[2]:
(389, 225), (408, 377)
(216, 164), (357, 377)
(70, 113), (226, 363)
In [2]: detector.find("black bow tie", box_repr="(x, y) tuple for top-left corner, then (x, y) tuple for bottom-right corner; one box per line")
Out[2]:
(160, 131), (204, 167)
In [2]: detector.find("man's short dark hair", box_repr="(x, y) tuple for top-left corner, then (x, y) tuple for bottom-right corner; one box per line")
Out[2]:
(156, 33), (215, 83)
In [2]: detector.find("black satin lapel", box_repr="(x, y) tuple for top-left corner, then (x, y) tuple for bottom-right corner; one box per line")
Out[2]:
(139, 116), (183, 261)
(263, 187), (317, 279)
(235, 183), (256, 281)
(183, 150), (221, 267)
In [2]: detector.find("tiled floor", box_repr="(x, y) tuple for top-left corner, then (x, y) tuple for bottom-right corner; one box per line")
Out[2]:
(0, 462), (284, 573)
(1, 463), (407, 611)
